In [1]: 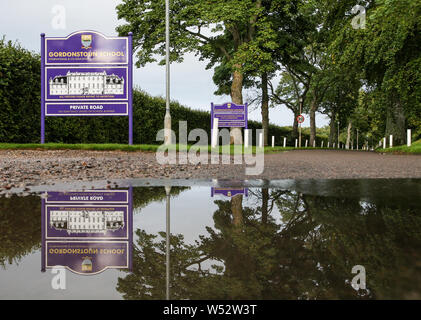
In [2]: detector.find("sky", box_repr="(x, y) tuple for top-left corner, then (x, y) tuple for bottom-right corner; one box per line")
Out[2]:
(0, 0), (330, 128)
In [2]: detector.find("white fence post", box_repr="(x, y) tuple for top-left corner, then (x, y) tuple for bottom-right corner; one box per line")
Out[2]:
(407, 129), (412, 147)
(211, 118), (219, 148)
(383, 137), (386, 149)
(259, 132), (263, 148)
(389, 135), (393, 148)
(333, 143), (336, 148)
(272, 136), (275, 148)
(305, 139), (308, 148)
(283, 137), (287, 148)
(321, 141), (324, 148)
(244, 129), (249, 148)
(295, 139), (298, 148)
(327, 142), (330, 148)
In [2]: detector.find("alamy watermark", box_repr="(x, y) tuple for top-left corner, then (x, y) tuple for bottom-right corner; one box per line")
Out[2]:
(51, 5), (66, 30)
(351, 5), (366, 30)
(155, 121), (265, 176)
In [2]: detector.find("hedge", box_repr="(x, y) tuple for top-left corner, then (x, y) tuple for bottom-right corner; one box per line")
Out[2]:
(0, 38), (326, 146)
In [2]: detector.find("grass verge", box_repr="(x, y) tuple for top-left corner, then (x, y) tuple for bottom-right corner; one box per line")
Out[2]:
(376, 139), (421, 155)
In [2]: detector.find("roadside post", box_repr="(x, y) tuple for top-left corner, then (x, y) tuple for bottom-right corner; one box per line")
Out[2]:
(244, 129), (249, 148)
(390, 135), (393, 148)
(407, 129), (412, 147)
(211, 117), (219, 148)
(272, 136), (275, 148)
(283, 137), (286, 148)
(383, 137), (386, 149)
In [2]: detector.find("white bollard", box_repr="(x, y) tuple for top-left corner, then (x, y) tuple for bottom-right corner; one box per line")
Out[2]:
(389, 135), (393, 148)
(244, 129), (249, 148)
(407, 129), (412, 147)
(321, 141), (324, 148)
(313, 140), (316, 148)
(333, 143), (336, 148)
(259, 132), (263, 148)
(327, 142), (330, 148)
(283, 137), (287, 148)
(211, 118), (219, 148)
(295, 139), (298, 148)
(272, 136), (275, 148)
(383, 137), (386, 149)
(305, 140), (308, 148)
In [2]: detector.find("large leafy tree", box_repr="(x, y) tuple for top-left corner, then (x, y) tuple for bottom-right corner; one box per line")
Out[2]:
(116, 0), (303, 145)
(329, 0), (421, 144)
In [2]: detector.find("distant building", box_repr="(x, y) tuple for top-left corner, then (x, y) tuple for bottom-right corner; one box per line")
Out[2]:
(49, 71), (124, 95)
(50, 210), (124, 234)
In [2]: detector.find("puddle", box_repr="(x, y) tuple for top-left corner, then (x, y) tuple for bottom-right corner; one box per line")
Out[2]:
(0, 179), (420, 299)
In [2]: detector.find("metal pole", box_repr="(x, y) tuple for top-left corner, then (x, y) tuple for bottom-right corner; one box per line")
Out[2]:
(337, 120), (339, 148)
(41, 33), (45, 144)
(165, 186), (171, 300)
(164, 0), (172, 145)
(299, 99), (302, 148)
(128, 32), (133, 145)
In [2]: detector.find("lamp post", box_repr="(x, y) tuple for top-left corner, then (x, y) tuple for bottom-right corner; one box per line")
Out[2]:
(165, 186), (171, 300)
(337, 120), (340, 148)
(299, 97), (303, 148)
(164, 0), (171, 145)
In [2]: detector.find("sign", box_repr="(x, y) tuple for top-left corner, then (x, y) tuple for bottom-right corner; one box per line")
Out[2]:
(45, 241), (130, 275)
(211, 102), (248, 128)
(41, 30), (133, 144)
(211, 188), (248, 198)
(297, 114), (305, 124)
(45, 31), (128, 65)
(41, 189), (133, 275)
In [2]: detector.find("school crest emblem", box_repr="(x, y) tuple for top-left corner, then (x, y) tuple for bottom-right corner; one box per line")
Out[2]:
(81, 34), (92, 49)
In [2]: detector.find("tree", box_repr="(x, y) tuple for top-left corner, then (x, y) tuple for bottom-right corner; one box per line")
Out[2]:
(329, 0), (421, 145)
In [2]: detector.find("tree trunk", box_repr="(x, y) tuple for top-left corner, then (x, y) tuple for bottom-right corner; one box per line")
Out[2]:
(309, 99), (317, 147)
(261, 73), (269, 146)
(386, 94), (406, 145)
(230, 67), (244, 145)
(292, 109), (299, 141)
(346, 121), (352, 149)
(231, 195), (243, 227)
(261, 189), (268, 224)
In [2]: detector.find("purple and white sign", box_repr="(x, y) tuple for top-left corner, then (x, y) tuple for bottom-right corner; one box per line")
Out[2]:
(46, 190), (129, 203)
(41, 30), (133, 143)
(45, 102), (128, 116)
(41, 189), (134, 275)
(211, 188), (249, 197)
(44, 241), (130, 275)
(46, 66), (128, 101)
(45, 205), (129, 240)
(211, 102), (248, 128)
(45, 31), (128, 65)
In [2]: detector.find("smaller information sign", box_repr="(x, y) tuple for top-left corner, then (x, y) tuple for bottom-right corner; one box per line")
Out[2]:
(211, 188), (248, 198)
(211, 102), (248, 128)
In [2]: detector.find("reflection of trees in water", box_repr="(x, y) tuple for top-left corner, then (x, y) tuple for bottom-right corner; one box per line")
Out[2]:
(118, 189), (421, 300)
(0, 187), (189, 269)
(0, 195), (41, 268)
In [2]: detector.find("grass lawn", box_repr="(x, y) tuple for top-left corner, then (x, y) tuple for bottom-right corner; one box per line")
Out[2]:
(0, 142), (328, 154)
(376, 139), (421, 155)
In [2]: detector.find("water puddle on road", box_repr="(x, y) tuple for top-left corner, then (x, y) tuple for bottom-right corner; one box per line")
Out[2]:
(0, 179), (420, 299)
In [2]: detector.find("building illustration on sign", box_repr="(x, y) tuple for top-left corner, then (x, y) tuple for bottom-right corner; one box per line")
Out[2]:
(49, 71), (124, 96)
(49, 210), (124, 234)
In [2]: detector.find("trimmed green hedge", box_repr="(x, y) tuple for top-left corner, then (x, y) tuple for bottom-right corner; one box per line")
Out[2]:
(0, 38), (326, 146)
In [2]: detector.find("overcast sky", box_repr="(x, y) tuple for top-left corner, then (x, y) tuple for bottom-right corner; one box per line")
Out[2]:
(0, 0), (329, 128)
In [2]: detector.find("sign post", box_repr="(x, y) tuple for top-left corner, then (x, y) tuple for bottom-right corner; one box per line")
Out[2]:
(41, 31), (133, 144)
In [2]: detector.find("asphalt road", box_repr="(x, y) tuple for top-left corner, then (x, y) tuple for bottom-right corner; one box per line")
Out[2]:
(1, 149), (420, 191)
